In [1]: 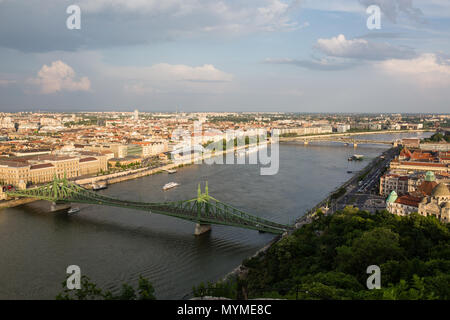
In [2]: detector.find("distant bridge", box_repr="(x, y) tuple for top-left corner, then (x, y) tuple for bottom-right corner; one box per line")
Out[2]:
(6, 177), (291, 235)
(284, 136), (399, 147)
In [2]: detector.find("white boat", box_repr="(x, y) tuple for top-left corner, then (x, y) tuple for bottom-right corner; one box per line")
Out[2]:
(163, 182), (179, 191)
(68, 207), (80, 214)
(166, 169), (177, 174)
(92, 182), (107, 190)
(348, 154), (364, 161)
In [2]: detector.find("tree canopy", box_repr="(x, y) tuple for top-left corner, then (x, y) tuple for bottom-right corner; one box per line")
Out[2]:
(196, 207), (450, 300)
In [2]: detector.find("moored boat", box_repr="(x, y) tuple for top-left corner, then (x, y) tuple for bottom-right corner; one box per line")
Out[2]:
(163, 182), (179, 191)
(92, 181), (107, 190)
(348, 154), (364, 161)
(68, 207), (80, 214)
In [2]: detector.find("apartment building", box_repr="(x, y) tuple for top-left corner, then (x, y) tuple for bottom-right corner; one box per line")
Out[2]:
(389, 160), (448, 175)
(380, 174), (410, 197)
(128, 141), (168, 158)
(85, 143), (128, 158)
(0, 153), (108, 187)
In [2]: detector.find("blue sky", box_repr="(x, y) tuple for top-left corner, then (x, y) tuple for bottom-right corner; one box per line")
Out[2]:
(0, 0), (449, 113)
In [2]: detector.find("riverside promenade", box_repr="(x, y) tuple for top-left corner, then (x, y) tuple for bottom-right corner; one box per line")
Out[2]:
(74, 142), (262, 187)
(0, 142), (263, 208)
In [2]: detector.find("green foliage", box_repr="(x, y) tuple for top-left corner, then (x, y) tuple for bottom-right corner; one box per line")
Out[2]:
(330, 187), (346, 200)
(56, 275), (156, 300)
(193, 277), (239, 299)
(280, 132), (299, 138)
(238, 208), (450, 300)
(423, 132), (450, 143)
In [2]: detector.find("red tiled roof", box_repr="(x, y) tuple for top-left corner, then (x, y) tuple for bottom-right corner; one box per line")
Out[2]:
(399, 161), (446, 167)
(79, 157), (97, 163)
(30, 163), (54, 170)
(400, 147), (412, 158)
(395, 195), (422, 207)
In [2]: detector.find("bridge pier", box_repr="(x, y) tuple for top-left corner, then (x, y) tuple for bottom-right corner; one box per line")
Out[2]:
(50, 202), (71, 212)
(194, 223), (211, 236)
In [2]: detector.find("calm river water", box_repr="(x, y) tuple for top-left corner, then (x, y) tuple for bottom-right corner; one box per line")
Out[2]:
(0, 132), (432, 299)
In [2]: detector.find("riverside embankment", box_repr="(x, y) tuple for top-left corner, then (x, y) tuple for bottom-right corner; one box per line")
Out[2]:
(0, 132), (433, 299)
(75, 142), (261, 187)
(0, 142), (261, 208)
(207, 146), (399, 295)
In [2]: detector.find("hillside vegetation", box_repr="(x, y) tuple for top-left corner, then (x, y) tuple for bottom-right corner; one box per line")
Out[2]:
(195, 207), (450, 300)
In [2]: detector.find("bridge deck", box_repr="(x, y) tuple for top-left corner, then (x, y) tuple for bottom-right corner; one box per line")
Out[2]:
(6, 178), (290, 235)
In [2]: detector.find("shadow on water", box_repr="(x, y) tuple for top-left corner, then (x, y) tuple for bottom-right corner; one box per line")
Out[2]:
(0, 133), (432, 299)
(15, 200), (258, 254)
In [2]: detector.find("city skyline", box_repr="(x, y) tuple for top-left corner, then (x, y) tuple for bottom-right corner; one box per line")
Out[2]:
(0, 0), (450, 113)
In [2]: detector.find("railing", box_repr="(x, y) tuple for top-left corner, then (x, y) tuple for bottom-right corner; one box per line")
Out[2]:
(6, 178), (289, 235)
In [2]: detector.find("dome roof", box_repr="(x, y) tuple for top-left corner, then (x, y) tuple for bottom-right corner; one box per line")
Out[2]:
(432, 183), (450, 197)
(386, 191), (398, 203)
(425, 171), (436, 182)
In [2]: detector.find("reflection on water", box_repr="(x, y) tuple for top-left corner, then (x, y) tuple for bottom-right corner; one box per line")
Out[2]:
(0, 132), (432, 299)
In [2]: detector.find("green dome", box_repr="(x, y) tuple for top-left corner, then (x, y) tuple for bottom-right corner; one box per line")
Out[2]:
(425, 171), (436, 182)
(386, 191), (398, 204)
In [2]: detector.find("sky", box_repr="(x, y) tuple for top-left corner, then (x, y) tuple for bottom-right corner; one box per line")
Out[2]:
(0, 0), (449, 113)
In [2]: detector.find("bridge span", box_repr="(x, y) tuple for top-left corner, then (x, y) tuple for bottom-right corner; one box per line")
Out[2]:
(6, 177), (291, 236)
(285, 136), (399, 147)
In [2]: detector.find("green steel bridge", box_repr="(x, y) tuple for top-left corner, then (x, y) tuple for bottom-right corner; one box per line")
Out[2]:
(5, 177), (291, 235)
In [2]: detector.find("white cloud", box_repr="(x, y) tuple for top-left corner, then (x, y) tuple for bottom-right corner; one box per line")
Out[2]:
(315, 34), (416, 60)
(79, 0), (303, 33)
(79, 0), (187, 14)
(378, 53), (450, 87)
(106, 63), (233, 94)
(27, 60), (91, 94)
(301, 0), (362, 13)
(113, 63), (232, 82)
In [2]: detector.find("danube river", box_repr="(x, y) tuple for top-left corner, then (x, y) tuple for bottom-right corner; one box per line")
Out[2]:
(0, 132), (432, 299)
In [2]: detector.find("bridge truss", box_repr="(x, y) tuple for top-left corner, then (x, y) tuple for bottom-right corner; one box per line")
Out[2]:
(6, 177), (290, 235)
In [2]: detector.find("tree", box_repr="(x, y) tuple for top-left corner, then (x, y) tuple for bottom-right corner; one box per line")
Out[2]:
(336, 227), (403, 280)
(223, 208), (450, 300)
(56, 275), (156, 300)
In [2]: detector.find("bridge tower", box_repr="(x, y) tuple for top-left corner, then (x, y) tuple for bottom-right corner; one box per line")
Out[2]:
(194, 182), (212, 236)
(50, 173), (71, 212)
